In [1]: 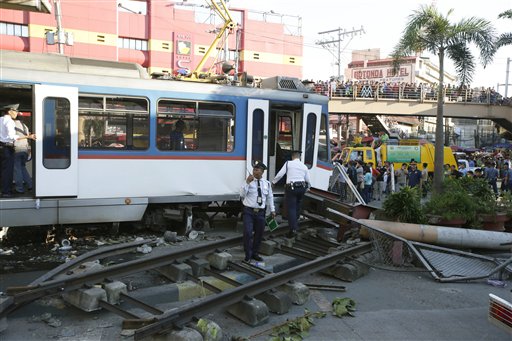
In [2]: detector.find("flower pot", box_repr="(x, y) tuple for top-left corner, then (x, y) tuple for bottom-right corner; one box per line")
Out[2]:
(479, 212), (510, 232)
(427, 215), (466, 227)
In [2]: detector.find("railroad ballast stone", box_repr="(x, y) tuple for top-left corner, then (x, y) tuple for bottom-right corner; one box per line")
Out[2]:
(227, 296), (269, 326)
(277, 281), (310, 305)
(256, 288), (292, 314)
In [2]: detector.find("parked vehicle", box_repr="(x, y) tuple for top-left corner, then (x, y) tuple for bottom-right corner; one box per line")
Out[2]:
(339, 140), (458, 174)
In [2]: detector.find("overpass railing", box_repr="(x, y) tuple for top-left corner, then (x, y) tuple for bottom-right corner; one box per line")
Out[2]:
(314, 83), (512, 107)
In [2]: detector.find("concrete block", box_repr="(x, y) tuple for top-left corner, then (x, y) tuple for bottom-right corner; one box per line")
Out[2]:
(259, 240), (277, 256)
(256, 289), (292, 314)
(159, 262), (192, 282)
(227, 296), (269, 326)
(277, 281), (310, 305)
(329, 261), (369, 282)
(207, 251), (232, 270)
(153, 327), (203, 341)
(102, 281), (127, 304)
(62, 287), (107, 312)
(187, 257), (210, 277)
(191, 318), (223, 341)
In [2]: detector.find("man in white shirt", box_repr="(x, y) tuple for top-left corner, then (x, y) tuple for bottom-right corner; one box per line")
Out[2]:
(240, 161), (275, 262)
(272, 150), (310, 238)
(0, 104), (36, 197)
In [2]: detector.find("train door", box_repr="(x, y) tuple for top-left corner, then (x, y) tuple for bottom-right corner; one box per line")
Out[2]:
(34, 84), (79, 197)
(301, 103), (322, 180)
(246, 99), (269, 179)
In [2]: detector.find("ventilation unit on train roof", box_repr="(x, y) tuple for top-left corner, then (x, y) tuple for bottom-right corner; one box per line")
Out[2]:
(260, 76), (310, 92)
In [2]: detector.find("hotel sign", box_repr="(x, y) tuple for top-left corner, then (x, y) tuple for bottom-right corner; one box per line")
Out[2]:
(350, 64), (414, 83)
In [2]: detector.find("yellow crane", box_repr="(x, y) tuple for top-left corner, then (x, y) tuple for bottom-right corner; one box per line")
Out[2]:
(184, 0), (237, 82)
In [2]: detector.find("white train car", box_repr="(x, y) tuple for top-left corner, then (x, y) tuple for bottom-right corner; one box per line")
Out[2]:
(0, 50), (332, 230)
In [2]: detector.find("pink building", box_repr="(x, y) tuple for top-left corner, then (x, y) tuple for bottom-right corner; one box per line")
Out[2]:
(0, 0), (303, 78)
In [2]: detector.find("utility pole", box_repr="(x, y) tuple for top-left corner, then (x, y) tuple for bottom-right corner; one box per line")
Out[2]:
(497, 57), (511, 97)
(316, 26), (365, 80)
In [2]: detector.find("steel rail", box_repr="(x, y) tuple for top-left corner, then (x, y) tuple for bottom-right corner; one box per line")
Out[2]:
(0, 225), (294, 317)
(134, 242), (372, 340)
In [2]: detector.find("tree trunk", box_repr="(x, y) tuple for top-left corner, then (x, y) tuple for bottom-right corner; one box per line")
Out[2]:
(433, 49), (445, 194)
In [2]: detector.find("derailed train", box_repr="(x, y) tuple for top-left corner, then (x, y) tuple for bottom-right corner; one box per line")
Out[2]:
(0, 50), (332, 231)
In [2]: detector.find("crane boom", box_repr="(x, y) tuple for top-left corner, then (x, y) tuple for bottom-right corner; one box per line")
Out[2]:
(186, 0), (237, 81)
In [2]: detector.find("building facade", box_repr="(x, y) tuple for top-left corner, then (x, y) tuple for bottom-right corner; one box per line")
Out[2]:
(0, 0), (303, 79)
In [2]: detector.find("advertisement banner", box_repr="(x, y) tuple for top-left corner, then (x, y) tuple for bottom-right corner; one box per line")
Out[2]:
(387, 145), (421, 163)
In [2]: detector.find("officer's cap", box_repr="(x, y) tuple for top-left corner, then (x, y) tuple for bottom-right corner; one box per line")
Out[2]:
(3, 104), (19, 111)
(253, 161), (267, 170)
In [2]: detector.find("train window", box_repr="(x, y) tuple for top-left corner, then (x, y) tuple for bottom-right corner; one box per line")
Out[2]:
(252, 109), (264, 164)
(42, 97), (71, 169)
(78, 95), (149, 150)
(276, 116), (293, 151)
(304, 113), (317, 168)
(317, 114), (329, 162)
(157, 99), (234, 152)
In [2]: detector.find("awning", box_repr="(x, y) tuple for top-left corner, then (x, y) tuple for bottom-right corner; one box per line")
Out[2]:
(0, 0), (52, 13)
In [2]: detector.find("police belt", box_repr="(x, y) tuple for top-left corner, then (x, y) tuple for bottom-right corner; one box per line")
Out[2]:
(286, 181), (307, 189)
(244, 206), (265, 213)
(0, 141), (14, 148)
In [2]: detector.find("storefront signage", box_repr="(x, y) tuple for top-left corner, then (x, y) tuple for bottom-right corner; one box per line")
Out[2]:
(173, 32), (193, 73)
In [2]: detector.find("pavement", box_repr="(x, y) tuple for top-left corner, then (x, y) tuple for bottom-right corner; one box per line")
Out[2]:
(0, 218), (511, 340)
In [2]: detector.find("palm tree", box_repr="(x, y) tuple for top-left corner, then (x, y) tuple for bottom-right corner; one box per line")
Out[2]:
(496, 10), (512, 49)
(392, 5), (496, 193)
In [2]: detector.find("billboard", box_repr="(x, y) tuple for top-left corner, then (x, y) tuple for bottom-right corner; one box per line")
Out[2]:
(386, 145), (421, 163)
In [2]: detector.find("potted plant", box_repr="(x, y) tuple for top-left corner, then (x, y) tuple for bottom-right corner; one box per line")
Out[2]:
(465, 177), (510, 231)
(423, 179), (477, 227)
(383, 186), (425, 224)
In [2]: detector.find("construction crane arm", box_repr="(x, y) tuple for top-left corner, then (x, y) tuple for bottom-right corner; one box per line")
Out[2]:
(188, 0), (236, 81)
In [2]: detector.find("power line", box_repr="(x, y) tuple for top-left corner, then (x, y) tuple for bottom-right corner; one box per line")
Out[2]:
(315, 26), (365, 80)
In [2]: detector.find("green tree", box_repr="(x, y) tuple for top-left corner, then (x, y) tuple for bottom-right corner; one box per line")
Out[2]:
(496, 10), (512, 49)
(392, 5), (496, 193)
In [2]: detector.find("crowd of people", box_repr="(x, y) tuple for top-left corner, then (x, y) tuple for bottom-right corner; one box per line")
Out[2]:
(332, 148), (512, 204)
(332, 158), (428, 204)
(308, 79), (512, 105)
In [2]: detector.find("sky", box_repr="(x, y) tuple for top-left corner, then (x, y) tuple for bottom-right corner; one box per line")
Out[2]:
(228, 0), (512, 92)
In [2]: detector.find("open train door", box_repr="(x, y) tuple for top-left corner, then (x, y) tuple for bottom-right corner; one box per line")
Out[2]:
(301, 103), (322, 182)
(34, 84), (78, 197)
(246, 99), (269, 179)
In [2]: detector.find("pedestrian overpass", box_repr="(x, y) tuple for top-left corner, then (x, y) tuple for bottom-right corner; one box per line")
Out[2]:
(329, 96), (512, 133)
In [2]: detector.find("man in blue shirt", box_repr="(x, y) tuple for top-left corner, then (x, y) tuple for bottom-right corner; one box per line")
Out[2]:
(407, 161), (422, 188)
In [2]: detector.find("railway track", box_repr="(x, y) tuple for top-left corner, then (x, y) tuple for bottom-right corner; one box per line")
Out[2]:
(0, 216), (373, 340)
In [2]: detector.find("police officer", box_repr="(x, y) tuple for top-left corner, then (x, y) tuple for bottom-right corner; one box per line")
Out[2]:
(240, 161), (275, 262)
(0, 104), (36, 197)
(272, 150), (311, 238)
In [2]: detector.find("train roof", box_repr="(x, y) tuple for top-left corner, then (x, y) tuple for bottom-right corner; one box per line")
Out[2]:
(0, 51), (327, 104)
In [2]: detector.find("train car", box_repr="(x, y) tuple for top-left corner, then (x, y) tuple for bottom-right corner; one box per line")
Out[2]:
(0, 50), (331, 231)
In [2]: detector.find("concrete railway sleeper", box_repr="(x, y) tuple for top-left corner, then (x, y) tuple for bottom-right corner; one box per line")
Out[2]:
(0, 219), (373, 339)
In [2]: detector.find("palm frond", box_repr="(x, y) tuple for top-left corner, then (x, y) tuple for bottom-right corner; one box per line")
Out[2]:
(498, 10), (512, 19)
(496, 33), (512, 49)
(447, 43), (475, 86)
